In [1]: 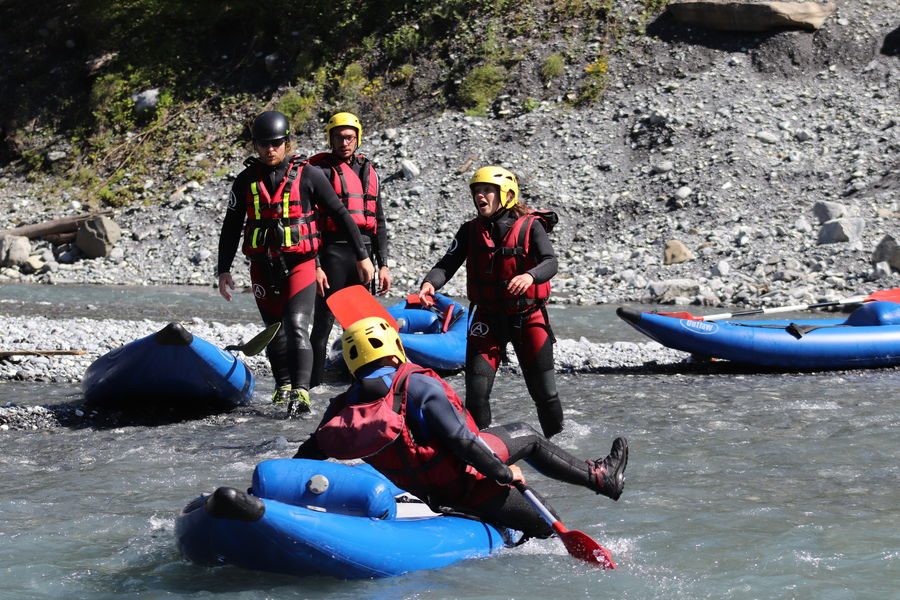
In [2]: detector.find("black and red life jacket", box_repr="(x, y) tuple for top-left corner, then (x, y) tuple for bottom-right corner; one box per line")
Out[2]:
(240, 156), (321, 259)
(315, 362), (487, 506)
(466, 211), (557, 314)
(307, 152), (378, 234)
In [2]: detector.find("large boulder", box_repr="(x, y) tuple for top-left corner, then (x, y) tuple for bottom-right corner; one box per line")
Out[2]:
(817, 218), (865, 245)
(663, 239), (695, 265)
(667, 0), (835, 32)
(872, 234), (900, 271)
(0, 234), (31, 267)
(76, 216), (122, 259)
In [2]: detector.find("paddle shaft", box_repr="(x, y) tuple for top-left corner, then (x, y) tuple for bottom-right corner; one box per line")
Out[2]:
(702, 295), (869, 321)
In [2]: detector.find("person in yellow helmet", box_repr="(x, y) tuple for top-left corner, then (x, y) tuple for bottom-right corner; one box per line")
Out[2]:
(216, 110), (375, 415)
(418, 166), (565, 438)
(307, 112), (391, 388)
(293, 316), (628, 540)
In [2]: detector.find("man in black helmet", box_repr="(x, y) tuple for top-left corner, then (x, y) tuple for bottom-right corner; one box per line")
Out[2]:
(216, 110), (375, 415)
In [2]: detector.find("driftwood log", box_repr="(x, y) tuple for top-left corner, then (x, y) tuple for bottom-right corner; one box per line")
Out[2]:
(0, 211), (113, 242)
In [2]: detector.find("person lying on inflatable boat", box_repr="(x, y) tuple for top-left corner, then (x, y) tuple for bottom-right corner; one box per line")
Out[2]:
(293, 316), (628, 539)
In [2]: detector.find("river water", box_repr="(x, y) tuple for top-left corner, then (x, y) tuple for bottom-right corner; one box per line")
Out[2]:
(1, 284), (897, 600)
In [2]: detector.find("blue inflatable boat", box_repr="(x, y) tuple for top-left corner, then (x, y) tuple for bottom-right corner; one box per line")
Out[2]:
(175, 458), (511, 579)
(617, 301), (900, 370)
(82, 322), (254, 415)
(387, 293), (468, 372)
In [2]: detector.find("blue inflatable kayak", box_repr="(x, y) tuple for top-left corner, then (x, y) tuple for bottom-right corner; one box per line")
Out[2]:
(175, 458), (511, 579)
(386, 293), (468, 372)
(617, 301), (900, 370)
(82, 322), (254, 414)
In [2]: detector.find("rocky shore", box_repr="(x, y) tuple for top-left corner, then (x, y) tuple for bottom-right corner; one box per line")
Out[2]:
(2, 5), (897, 307)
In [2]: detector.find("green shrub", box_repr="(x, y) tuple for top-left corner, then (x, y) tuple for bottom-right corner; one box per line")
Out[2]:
(457, 63), (506, 115)
(540, 53), (565, 83)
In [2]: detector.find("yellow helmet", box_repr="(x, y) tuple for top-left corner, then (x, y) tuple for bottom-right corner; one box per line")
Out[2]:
(470, 166), (519, 208)
(341, 317), (406, 377)
(325, 112), (363, 147)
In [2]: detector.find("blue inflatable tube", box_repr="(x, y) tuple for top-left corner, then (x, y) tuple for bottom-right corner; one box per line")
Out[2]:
(387, 293), (468, 372)
(617, 301), (900, 370)
(82, 322), (254, 414)
(175, 459), (510, 579)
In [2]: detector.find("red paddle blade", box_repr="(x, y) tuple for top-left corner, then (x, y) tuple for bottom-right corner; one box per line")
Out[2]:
(553, 523), (616, 569)
(868, 287), (900, 302)
(326, 285), (398, 330)
(655, 311), (703, 321)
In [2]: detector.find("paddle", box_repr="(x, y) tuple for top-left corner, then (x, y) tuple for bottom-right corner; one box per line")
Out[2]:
(0, 350), (87, 359)
(326, 285), (399, 330)
(658, 287), (900, 322)
(513, 481), (616, 569)
(223, 322), (281, 356)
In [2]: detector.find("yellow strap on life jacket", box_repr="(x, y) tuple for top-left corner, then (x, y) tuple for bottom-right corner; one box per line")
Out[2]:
(250, 182), (262, 221)
(281, 190), (292, 246)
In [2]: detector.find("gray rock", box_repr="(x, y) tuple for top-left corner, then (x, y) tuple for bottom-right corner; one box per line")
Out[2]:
(664, 239), (695, 265)
(813, 200), (846, 224)
(76, 216), (122, 259)
(0, 235), (31, 267)
(817, 218), (865, 245)
(872, 234), (899, 271)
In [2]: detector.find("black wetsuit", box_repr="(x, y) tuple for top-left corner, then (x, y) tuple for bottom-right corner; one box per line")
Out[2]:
(294, 364), (600, 538)
(422, 209), (563, 437)
(217, 156), (368, 391)
(308, 154), (389, 387)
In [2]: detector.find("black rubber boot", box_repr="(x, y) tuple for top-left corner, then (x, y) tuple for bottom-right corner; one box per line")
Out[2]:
(587, 437), (628, 500)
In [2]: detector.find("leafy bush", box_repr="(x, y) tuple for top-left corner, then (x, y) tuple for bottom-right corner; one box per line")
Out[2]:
(457, 64), (507, 115)
(541, 54), (565, 83)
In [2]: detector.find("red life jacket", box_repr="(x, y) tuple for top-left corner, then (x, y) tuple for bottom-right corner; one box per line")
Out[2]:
(307, 152), (378, 234)
(241, 156), (321, 259)
(315, 362), (487, 506)
(465, 211), (556, 314)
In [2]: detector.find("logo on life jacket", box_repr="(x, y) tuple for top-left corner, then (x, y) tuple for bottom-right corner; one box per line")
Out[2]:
(253, 283), (266, 299)
(469, 321), (490, 337)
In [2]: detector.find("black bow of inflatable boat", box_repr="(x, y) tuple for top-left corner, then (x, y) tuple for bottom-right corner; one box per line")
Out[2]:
(616, 306), (643, 325)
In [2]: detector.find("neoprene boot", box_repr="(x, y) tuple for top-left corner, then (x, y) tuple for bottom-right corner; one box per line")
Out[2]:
(271, 384), (291, 404)
(287, 388), (311, 417)
(587, 437), (628, 500)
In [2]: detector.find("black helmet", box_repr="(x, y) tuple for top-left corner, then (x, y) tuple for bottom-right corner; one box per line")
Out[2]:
(251, 111), (290, 142)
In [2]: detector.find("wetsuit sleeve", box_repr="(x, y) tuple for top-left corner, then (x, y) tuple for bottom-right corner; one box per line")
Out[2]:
(421, 222), (469, 290)
(525, 219), (558, 284)
(305, 166), (369, 260)
(408, 374), (514, 484)
(216, 176), (247, 275)
(293, 395), (345, 459)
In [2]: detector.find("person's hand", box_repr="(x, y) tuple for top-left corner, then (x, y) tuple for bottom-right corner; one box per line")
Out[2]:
(419, 281), (435, 298)
(507, 273), (534, 296)
(377, 266), (392, 296)
(316, 266), (329, 297)
(218, 272), (235, 301)
(508, 464), (525, 485)
(357, 257), (375, 285)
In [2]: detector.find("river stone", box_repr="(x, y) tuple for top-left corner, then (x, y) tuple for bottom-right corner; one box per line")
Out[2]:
(76, 216), (122, 258)
(664, 239), (695, 265)
(667, 0), (835, 32)
(0, 234), (31, 267)
(872, 234), (900, 271)
(817, 218), (865, 245)
(813, 200), (846, 224)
